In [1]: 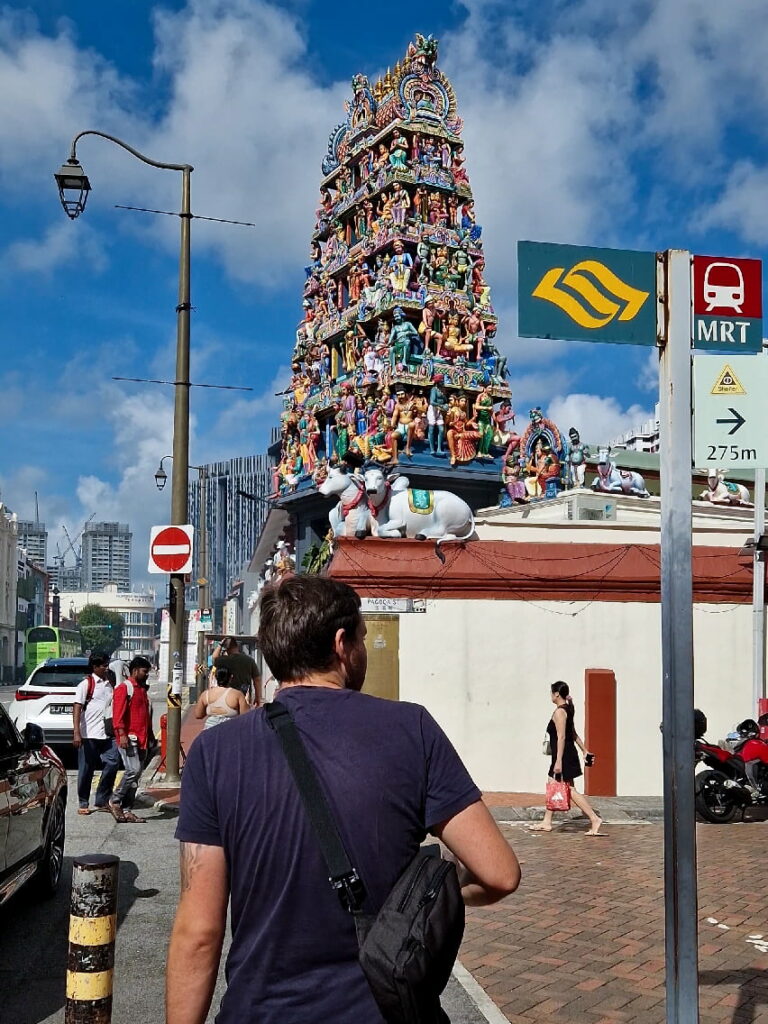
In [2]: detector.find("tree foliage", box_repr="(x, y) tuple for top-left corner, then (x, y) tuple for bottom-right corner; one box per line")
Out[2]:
(78, 604), (125, 657)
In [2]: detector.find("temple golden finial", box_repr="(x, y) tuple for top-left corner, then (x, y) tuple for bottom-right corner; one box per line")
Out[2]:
(383, 66), (393, 92)
(373, 77), (384, 102)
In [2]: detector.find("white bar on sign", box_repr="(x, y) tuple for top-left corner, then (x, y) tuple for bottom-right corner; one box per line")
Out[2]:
(154, 544), (190, 555)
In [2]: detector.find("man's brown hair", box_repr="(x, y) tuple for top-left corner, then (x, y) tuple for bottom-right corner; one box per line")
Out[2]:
(257, 576), (361, 682)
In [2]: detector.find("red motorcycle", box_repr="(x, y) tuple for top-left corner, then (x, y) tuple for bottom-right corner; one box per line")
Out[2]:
(695, 713), (768, 823)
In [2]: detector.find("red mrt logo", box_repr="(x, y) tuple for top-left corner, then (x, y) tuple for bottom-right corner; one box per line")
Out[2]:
(693, 256), (762, 319)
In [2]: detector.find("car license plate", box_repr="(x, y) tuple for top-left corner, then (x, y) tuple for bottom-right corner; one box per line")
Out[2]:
(49, 705), (71, 715)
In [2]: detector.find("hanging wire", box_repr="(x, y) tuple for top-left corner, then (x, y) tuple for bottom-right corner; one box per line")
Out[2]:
(112, 376), (253, 391)
(114, 204), (257, 228)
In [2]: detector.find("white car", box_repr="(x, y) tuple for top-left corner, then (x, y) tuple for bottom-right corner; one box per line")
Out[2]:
(9, 658), (90, 748)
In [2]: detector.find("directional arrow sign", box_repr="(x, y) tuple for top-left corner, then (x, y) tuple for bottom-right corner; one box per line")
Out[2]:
(693, 355), (768, 468)
(715, 408), (746, 435)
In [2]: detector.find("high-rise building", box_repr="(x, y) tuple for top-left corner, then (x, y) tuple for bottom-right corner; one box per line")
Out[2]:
(17, 520), (47, 568)
(187, 456), (272, 614)
(81, 522), (132, 592)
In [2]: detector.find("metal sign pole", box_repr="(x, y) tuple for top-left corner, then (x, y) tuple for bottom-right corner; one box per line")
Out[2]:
(753, 468), (766, 712)
(659, 249), (699, 1024)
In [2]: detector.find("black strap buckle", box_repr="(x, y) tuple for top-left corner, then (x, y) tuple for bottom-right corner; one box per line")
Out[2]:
(330, 869), (365, 913)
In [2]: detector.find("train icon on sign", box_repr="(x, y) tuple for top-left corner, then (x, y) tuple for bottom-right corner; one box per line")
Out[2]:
(703, 261), (745, 313)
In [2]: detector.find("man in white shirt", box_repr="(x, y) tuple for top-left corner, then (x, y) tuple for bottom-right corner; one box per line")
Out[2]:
(73, 652), (120, 815)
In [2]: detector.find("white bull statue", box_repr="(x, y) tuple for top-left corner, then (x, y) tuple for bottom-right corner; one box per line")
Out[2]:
(317, 466), (476, 544)
(700, 468), (751, 507)
(318, 467), (372, 539)
(362, 468), (476, 543)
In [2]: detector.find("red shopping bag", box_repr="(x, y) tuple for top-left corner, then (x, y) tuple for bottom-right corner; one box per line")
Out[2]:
(545, 778), (571, 811)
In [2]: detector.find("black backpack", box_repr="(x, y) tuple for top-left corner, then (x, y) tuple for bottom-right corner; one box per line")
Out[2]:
(265, 701), (464, 1024)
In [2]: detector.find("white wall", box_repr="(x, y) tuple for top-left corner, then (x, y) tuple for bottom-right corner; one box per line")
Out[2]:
(396, 597), (754, 796)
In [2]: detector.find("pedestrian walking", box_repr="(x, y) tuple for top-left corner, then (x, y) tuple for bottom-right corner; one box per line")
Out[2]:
(194, 665), (250, 729)
(109, 655), (154, 824)
(73, 652), (121, 814)
(214, 636), (261, 704)
(167, 575), (521, 1024)
(529, 681), (603, 835)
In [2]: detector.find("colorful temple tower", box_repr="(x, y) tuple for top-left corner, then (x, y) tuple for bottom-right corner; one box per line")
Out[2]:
(272, 34), (546, 556)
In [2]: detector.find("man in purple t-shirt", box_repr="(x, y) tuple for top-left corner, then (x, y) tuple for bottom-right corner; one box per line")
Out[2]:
(167, 576), (520, 1024)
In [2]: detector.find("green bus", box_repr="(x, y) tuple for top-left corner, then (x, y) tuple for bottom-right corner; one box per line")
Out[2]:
(24, 626), (82, 677)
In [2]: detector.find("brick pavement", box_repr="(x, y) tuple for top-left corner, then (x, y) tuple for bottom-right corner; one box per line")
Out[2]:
(461, 821), (768, 1023)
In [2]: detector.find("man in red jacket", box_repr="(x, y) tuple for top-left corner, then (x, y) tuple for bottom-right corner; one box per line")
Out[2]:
(109, 656), (154, 824)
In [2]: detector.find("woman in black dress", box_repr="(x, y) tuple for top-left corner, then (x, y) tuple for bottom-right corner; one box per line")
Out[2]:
(529, 681), (603, 835)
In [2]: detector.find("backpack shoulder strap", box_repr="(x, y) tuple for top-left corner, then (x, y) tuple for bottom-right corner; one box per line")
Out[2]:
(85, 675), (95, 705)
(265, 701), (365, 914)
(124, 680), (134, 701)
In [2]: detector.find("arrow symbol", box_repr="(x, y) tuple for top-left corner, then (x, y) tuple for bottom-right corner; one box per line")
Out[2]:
(716, 408), (746, 435)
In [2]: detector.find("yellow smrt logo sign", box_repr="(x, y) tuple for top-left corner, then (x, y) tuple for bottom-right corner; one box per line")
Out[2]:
(532, 259), (650, 329)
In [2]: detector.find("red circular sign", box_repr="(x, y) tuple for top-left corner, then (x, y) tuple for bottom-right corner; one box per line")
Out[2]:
(150, 526), (192, 572)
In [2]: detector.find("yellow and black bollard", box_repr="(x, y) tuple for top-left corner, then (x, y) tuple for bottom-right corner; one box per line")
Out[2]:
(65, 854), (120, 1024)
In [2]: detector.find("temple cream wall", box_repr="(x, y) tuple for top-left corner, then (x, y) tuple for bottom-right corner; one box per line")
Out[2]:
(395, 597), (753, 796)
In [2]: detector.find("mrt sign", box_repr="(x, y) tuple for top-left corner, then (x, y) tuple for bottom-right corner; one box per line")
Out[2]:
(518, 241), (657, 346)
(692, 255), (762, 353)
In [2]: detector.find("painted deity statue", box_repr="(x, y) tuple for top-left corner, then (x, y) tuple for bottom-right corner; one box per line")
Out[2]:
(502, 457), (528, 504)
(388, 239), (413, 295)
(389, 306), (422, 368)
(473, 385), (495, 459)
(567, 427), (590, 488)
(427, 373), (448, 454)
(525, 437), (561, 498)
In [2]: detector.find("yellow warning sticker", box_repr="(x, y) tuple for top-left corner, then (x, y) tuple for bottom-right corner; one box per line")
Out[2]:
(711, 365), (746, 395)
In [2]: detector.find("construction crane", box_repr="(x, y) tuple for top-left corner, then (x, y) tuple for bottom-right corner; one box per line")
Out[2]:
(60, 512), (96, 569)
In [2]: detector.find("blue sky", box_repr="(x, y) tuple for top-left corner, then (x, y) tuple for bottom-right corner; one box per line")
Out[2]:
(2, 0), (767, 587)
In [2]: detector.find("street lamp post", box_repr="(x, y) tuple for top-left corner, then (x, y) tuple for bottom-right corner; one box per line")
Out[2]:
(56, 131), (193, 784)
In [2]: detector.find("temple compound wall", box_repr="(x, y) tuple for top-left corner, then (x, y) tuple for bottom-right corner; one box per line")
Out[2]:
(328, 498), (757, 796)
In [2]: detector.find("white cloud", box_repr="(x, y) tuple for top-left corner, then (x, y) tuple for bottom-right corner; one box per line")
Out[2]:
(3, 219), (106, 275)
(546, 393), (655, 447)
(699, 161), (768, 247)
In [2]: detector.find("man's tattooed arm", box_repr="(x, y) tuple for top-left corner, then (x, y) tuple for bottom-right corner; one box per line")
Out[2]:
(180, 842), (205, 892)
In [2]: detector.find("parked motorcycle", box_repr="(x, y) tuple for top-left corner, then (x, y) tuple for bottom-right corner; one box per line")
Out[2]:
(694, 712), (768, 823)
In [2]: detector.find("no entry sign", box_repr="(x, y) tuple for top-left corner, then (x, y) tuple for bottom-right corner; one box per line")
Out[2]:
(148, 524), (194, 574)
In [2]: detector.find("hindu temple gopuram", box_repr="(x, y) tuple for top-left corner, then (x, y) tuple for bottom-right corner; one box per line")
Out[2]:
(270, 34), (662, 557)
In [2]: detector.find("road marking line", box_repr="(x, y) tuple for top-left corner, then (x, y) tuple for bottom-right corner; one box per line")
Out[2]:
(452, 960), (510, 1024)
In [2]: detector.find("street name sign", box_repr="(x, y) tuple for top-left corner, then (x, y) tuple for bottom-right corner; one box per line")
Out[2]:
(693, 355), (768, 467)
(359, 597), (426, 614)
(692, 255), (763, 353)
(518, 241), (657, 346)
(148, 524), (194, 574)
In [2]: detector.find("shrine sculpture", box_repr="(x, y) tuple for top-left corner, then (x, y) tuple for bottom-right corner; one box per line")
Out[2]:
(592, 449), (649, 498)
(272, 34), (516, 502)
(700, 469), (751, 507)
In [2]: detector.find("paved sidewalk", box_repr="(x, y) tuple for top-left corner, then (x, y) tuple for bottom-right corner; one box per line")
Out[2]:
(462, 820), (768, 1023)
(483, 792), (665, 823)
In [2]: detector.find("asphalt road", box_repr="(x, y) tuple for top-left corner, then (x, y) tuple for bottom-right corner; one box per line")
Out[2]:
(0, 775), (490, 1024)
